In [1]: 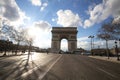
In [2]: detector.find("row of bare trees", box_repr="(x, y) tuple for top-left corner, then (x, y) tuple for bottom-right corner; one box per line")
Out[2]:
(97, 19), (120, 59)
(0, 19), (33, 56)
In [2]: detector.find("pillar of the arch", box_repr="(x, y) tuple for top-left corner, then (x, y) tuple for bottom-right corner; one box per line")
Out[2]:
(68, 40), (77, 52)
(51, 40), (60, 53)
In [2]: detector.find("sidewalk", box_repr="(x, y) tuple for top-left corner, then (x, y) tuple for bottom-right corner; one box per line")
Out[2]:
(0, 53), (4, 56)
(89, 56), (120, 64)
(0, 52), (27, 57)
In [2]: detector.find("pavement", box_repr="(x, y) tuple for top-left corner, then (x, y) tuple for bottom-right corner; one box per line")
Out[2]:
(0, 53), (120, 80)
(89, 56), (120, 64)
(0, 52), (24, 57)
(42, 54), (120, 80)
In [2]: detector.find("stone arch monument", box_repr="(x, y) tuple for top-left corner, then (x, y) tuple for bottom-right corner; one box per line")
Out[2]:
(51, 27), (78, 53)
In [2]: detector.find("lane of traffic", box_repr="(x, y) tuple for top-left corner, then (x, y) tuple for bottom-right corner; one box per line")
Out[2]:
(0, 53), (61, 80)
(42, 54), (120, 80)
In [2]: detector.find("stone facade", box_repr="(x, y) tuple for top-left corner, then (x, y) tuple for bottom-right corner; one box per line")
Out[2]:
(51, 27), (77, 53)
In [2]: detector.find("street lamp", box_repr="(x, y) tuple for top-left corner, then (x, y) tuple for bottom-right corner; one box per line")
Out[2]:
(115, 41), (119, 61)
(118, 39), (120, 57)
(119, 39), (120, 49)
(88, 35), (94, 55)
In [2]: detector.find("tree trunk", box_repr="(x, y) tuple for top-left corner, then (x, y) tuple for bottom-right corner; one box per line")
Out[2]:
(15, 42), (20, 55)
(3, 50), (7, 56)
(27, 43), (31, 64)
(106, 40), (109, 59)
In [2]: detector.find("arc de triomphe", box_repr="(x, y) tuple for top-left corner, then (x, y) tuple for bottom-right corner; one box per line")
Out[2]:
(51, 27), (78, 53)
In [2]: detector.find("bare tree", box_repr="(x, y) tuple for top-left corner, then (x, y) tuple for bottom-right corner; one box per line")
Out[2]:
(97, 23), (114, 59)
(1, 20), (27, 55)
(10, 28), (26, 55)
(24, 37), (33, 65)
(111, 21), (120, 40)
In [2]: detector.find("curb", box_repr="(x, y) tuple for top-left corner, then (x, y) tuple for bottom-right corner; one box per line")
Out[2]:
(89, 56), (120, 64)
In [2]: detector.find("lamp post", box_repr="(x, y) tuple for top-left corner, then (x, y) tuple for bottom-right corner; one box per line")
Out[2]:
(118, 39), (120, 55)
(119, 39), (120, 50)
(88, 35), (94, 55)
(115, 41), (119, 61)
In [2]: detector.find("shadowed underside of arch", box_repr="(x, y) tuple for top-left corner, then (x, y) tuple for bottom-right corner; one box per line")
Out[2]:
(51, 27), (78, 53)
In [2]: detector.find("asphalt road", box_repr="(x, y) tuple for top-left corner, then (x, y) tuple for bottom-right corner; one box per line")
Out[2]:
(0, 53), (120, 80)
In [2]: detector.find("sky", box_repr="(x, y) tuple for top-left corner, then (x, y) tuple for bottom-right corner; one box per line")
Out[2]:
(0, 0), (120, 50)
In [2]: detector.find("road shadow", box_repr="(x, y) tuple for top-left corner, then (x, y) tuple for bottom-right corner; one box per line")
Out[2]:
(20, 61), (61, 80)
(0, 53), (27, 60)
(0, 54), (61, 80)
(0, 58), (29, 80)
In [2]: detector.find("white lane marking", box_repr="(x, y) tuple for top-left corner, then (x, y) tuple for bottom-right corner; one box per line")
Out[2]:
(97, 67), (118, 78)
(39, 55), (62, 80)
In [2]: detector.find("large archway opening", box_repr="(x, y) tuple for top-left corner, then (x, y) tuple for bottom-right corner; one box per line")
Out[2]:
(60, 39), (68, 52)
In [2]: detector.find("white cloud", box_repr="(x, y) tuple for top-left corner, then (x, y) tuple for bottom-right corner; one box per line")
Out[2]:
(77, 36), (115, 50)
(77, 40), (89, 50)
(0, 0), (30, 27)
(84, 0), (120, 28)
(30, 0), (48, 11)
(0, 0), (49, 48)
(52, 18), (55, 22)
(93, 40), (115, 49)
(84, 20), (93, 28)
(0, 17), (2, 29)
(40, 3), (48, 11)
(77, 37), (90, 50)
(33, 21), (51, 30)
(0, 0), (19, 21)
(57, 9), (82, 27)
(78, 36), (89, 41)
(112, 16), (120, 24)
(27, 21), (52, 48)
(30, 0), (41, 6)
